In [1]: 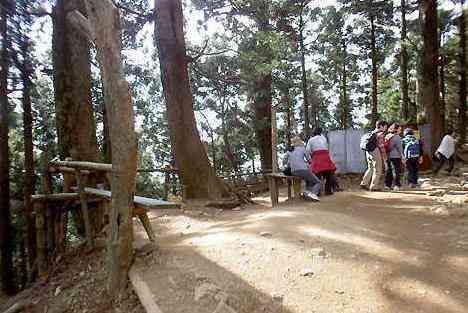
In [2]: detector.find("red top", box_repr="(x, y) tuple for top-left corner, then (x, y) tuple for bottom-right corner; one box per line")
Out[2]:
(309, 150), (336, 174)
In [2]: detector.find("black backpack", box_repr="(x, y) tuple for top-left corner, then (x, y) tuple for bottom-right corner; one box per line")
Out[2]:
(360, 131), (378, 152)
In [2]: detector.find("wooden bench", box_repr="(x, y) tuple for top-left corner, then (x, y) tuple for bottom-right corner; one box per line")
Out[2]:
(71, 187), (180, 242)
(265, 173), (303, 207)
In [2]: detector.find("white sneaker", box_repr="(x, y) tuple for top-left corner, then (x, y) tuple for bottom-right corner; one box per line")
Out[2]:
(393, 186), (400, 191)
(307, 192), (320, 202)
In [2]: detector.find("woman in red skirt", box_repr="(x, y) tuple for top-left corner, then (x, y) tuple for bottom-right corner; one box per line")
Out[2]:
(306, 127), (339, 195)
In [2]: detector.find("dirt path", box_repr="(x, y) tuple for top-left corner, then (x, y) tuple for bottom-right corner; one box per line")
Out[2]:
(133, 190), (468, 313)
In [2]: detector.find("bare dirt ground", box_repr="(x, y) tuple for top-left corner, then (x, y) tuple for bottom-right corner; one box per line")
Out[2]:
(133, 174), (468, 313)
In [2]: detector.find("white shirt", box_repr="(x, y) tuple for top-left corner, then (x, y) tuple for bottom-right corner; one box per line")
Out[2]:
(306, 135), (328, 155)
(437, 135), (456, 158)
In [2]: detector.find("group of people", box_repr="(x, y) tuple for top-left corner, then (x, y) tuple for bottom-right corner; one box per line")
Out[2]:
(360, 120), (458, 192)
(284, 127), (340, 202)
(284, 120), (458, 201)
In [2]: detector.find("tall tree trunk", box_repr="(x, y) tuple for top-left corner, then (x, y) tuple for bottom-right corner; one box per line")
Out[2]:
(74, 0), (138, 295)
(20, 40), (36, 282)
(53, 0), (99, 162)
(53, 0), (103, 239)
(0, 0), (15, 295)
(283, 89), (292, 148)
(250, 74), (273, 172)
(439, 55), (446, 134)
(459, 0), (467, 143)
(400, 0), (410, 122)
(221, 105), (238, 175)
(370, 14), (379, 126)
(421, 0), (442, 151)
(299, 5), (310, 138)
(154, 0), (230, 199)
(416, 2), (425, 114)
(341, 39), (349, 130)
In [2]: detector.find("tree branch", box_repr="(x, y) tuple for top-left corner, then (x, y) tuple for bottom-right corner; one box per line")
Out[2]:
(111, 0), (154, 21)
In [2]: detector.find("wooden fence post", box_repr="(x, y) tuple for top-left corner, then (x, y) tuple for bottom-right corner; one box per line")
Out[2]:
(34, 202), (47, 279)
(75, 170), (93, 247)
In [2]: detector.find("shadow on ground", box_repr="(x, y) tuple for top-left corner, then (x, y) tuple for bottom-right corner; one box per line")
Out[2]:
(137, 191), (468, 313)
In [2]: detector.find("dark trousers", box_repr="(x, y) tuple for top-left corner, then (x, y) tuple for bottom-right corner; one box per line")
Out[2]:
(406, 158), (419, 185)
(434, 154), (455, 174)
(316, 170), (335, 195)
(385, 158), (402, 188)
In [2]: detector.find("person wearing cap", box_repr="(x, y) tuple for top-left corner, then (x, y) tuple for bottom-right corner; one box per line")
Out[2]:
(285, 137), (321, 201)
(402, 128), (424, 188)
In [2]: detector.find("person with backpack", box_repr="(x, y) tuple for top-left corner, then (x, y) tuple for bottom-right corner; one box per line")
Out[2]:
(402, 128), (423, 188)
(384, 123), (404, 191)
(433, 129), (457, 175)
(360, 120), (388, 191)
(284, 137), (321, 201)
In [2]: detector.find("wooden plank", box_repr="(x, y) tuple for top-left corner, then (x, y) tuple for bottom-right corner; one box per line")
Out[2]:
(49, 166), (91, 175)
(32, 193), (80, 202)
(50, 160), (112, 172)
(75, 187), (181, 210)
(129, 267), (164, 313)
(265, 173), (302, 180)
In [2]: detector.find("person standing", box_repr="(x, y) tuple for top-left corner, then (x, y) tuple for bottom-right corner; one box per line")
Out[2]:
(402, 128), (423, 188)
(285, 137), (321, 201)
(306, 127), (338, 195)
(360, 120), (388, 191)
(434, 129), (457, 175)
(384, 123), (404, 191)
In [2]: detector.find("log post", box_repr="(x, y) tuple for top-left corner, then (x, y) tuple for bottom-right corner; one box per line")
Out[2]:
(34, 202), (47, 279)
(163, 168), (170, 200)
(75, 170), (93, 247)
(76, 0), (138, 296)
(138, 213), (156, 242)
(271, 105), (278, 173)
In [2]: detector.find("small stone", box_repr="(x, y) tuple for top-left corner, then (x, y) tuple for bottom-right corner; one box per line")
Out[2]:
(271, 293), (284, 302)
(79, 271), (85, 277)
(194, 283), (220, 301)
(335, 290), (345, 295)
(212, 301), (238, 313)
(54, 286), (62, 296)
(260, 231), (272, 237)
(310, 248), (327, 257)
(300, 269), (314, 277)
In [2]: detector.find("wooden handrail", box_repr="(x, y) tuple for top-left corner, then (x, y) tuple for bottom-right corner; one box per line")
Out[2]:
(50, 160), (112, 172)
